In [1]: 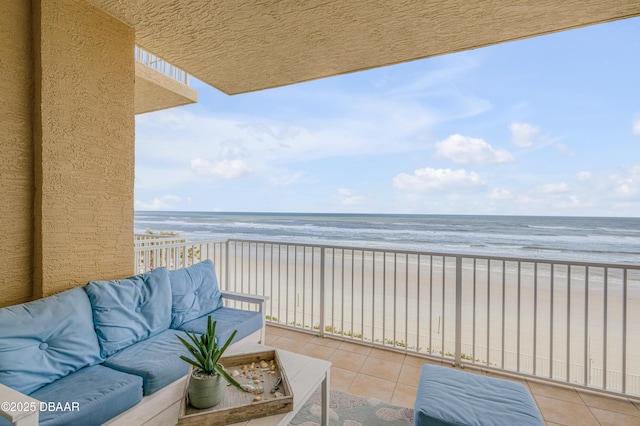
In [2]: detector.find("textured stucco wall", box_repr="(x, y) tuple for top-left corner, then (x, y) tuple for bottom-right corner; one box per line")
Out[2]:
(33, 0), (135, 297)
(0, 2), (34, 307)
(135, 61), (198, 114)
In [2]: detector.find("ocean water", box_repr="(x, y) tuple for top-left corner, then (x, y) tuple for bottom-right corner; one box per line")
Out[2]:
(134, 212), (640, 265)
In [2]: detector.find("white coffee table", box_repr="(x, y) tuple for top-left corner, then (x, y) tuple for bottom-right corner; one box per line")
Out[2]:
(225, 342), (331, 426)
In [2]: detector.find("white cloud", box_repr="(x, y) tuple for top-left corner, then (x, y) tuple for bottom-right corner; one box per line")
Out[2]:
(584, 165), (639, 200)
(503, 165), (640, 215)
(563, 196), (582, 207)
(612, 165), (640, 197)
(489, 188), (513, 200)
(334, 188), (365, 206)
(510, 122), (541, 147)
(435, 134), (514, 165)
(576, 172), (592, 181)
(137, 111), (418, 188)
(191, 158), (253, 179)
(220, 143), (250, 159)
(615, 183), (635, 196)
(135, 59), (490, 179)
(134, 194), (181, 210)
(542, 182), (569, 194)
(133, 61), (494, 214)
(634, 117), (640, 136)
(393, 167), (483, 191)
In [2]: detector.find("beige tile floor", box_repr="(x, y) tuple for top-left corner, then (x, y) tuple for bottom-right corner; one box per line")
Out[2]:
(265, 325), (640, 426)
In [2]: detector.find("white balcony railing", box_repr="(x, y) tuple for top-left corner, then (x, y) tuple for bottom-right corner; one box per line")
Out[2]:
(135, 46), (190, 85)
(134, 237), (640, 397)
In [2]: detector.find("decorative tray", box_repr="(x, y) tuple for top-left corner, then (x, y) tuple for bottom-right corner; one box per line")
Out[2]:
(178, 349), (293, 425)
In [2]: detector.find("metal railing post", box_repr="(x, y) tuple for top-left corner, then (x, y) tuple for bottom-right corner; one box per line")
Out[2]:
(455, 256), (463, 367)
(622, 268), (627, 393)
(319, 247), (326, 338)
(225, 240), (230, 292)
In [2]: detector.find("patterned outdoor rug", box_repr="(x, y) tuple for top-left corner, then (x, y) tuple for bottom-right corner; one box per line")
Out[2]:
(289, 388), (414, 425)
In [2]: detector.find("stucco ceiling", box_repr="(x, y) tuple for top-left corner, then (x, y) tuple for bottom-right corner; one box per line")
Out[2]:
(89, 0), (640, 95)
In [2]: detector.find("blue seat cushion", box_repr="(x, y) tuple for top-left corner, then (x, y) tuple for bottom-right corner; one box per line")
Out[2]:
(178, 307), (263, 346)
(415, 364), (544, 426)
(169, 260), (223, 329)
(0, 287), (102, 395)
(29, 365), (142, 426)
(85, 267), (172, 358)
(103, 329), (191, 396)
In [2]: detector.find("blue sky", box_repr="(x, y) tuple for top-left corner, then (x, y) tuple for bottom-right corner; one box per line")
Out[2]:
(135, 17), (640, 216)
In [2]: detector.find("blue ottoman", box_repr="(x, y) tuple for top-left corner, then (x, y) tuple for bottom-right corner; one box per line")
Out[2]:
(414, 364), (544, 426)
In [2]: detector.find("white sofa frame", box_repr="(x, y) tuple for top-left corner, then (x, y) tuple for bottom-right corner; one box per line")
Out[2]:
(0, 291), (268, 426)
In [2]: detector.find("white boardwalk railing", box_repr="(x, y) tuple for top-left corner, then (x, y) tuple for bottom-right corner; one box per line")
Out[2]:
(134, 237), (640, 397)
(134, 236), (226, 275)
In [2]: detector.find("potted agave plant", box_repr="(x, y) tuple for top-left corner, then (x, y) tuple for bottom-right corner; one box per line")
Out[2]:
(176, 316), (245, 408)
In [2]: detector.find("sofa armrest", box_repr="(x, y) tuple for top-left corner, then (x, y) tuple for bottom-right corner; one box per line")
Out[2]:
(220, 291), (270, 343)
(0, 383), (39, 426)
(220, 291), (269, 311)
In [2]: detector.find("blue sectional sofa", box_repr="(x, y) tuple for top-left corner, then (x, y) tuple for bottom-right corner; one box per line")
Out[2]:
(0, 260), (267, 426)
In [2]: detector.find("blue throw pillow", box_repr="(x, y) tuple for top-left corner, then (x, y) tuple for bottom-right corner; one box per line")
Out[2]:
(169, 260), (223, 329)
(0, 287), (103, 395)
(85, 267), (172, 358)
